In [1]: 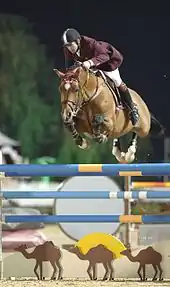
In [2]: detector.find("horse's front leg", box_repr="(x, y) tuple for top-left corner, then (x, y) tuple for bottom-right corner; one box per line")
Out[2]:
(92, 114), (113, 144)
(65, 122), (90, 150)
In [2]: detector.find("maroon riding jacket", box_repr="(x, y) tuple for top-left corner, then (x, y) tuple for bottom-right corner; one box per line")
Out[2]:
(63, 36), (123, 72)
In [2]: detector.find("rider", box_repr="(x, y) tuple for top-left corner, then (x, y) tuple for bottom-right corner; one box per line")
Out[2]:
(61, 28), (139, 126)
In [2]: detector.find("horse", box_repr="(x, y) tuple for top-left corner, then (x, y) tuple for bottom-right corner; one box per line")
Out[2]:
(54, 65), (162, 163)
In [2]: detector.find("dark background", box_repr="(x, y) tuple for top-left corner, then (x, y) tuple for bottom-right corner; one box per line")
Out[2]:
(0, 0), (169, 161)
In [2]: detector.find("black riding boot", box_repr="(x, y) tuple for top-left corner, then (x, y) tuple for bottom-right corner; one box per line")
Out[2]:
(118, 82), (139, 125)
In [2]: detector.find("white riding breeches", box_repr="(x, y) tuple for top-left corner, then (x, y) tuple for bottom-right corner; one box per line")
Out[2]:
(103, 69), (122, 87)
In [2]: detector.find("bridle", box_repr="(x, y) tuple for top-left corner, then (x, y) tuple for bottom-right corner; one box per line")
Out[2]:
(60, 67), (102, 118)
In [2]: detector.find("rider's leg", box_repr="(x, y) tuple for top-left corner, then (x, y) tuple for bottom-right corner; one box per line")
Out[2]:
(104, 69), (139, 125)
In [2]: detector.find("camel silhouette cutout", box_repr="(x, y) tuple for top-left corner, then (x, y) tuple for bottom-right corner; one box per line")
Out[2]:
(64, 243), (116, 280)
(15, 241), (63, 280)
(121, 246), (163, 281)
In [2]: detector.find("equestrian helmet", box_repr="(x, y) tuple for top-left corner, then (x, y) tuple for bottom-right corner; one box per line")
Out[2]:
(62, 28), (81, 46)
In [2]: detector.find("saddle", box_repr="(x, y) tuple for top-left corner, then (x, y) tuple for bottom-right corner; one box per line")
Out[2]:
(95, 70), (124, 110)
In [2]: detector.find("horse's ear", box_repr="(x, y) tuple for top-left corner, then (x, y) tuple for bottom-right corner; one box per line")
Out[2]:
(73, 67), (81, 78)
(53, 69), (65, 78)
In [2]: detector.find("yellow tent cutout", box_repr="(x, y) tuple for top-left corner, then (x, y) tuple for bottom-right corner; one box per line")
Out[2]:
(75, 232), (126, 258)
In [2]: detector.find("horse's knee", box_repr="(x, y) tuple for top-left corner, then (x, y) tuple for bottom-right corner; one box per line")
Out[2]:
(92, 114), (105, 128)
(103, 117), (114, 131)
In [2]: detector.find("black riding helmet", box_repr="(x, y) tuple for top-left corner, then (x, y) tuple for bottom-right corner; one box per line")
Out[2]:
(62, 28), (81, 46)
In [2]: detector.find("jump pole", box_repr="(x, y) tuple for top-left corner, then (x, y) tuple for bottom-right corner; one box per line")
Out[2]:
(124, 175), (131, 247)
(119, 165), (136, 247)
(0, 163), (170, 176)
(0, 150), (5, 280)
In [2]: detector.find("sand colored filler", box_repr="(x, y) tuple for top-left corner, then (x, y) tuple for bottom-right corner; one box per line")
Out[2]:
(1, 278), (170, 287)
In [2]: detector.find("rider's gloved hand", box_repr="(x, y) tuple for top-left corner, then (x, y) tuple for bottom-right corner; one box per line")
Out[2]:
(82, 60), (94, 69)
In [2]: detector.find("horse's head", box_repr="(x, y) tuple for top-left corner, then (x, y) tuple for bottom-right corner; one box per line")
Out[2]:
(54, 66), (97, 124)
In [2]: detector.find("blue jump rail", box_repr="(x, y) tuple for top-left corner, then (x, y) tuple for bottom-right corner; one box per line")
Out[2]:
(3, 191), (170, 199)
(4, 214), (170, 224)
(0, 163), (170, 176)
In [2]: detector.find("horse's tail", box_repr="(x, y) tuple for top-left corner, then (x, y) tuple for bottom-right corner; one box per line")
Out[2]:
(150, 112), (166, 138)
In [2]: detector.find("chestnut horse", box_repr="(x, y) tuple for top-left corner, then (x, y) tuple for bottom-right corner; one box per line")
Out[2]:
(54, 65), (155, 162)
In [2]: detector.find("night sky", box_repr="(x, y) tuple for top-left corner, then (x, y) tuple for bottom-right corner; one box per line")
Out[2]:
(0, 0), (169, 159)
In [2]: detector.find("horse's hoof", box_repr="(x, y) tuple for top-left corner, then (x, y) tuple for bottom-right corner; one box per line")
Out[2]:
(125, 151), (135, 163)
(78, 138), (91, 150)
(120, 152), (125, 158)
(159, 278), (163, 281)
(124, 142), (137, 163)
(109, 277), (114, 281)
(94, 134), (107, 144)
(112, 147), (126, 163)
(93, 278), (97, 281)
(125, 155), (135, 163)
(102, 135), (108, 143)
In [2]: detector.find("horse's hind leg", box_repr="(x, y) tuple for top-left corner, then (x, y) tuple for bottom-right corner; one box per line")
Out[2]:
(112, 138), (126, 162)
(124, 133), (137, 163)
